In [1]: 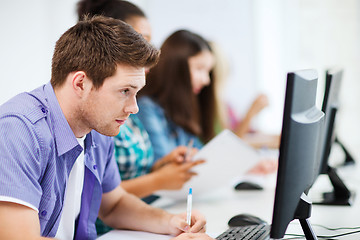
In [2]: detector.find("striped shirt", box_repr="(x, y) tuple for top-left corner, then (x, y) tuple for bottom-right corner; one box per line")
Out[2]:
(96, 114), (155, 236)
(0, 82), (120, 239)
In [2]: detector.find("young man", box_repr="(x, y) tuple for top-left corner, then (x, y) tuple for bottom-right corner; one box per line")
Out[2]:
(0, 16), (213, 240)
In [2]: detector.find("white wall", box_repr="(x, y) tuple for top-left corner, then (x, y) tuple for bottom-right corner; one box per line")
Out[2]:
(139, 0), (258, 119)
(0, 0), (78, 103)
(1, 0), (359, 156)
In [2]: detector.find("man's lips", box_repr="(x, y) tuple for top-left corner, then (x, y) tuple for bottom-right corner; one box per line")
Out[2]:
(116, 119), (126, 125)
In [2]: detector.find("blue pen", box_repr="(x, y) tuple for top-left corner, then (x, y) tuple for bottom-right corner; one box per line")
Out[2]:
(186, 188), (192, 226)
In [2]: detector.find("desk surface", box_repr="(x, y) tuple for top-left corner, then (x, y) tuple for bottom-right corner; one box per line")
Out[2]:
(99, 150), (360, 239)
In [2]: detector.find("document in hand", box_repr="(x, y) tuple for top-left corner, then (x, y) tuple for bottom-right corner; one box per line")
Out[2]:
(155, 129), (261, 200)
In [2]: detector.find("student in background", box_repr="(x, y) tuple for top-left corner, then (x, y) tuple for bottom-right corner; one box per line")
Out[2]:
(137, 30), (277, 174)
(0, 16), (211, 240)
(78, 0), (152, 41)
(211, 42), (280, 149)
(137, 30), (217, 160)
(77, 0), (203, 199)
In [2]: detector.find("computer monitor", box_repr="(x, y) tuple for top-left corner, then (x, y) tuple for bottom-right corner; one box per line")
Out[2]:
(321, 69), (354, 167)
(270, 70), (325, 239)
(315, 68), (355, 205)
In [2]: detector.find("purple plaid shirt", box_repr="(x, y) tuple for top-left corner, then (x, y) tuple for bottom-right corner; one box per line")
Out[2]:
(0, 82), (121, 239)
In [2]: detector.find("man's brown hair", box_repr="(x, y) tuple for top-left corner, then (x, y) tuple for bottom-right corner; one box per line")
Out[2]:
(51, 15), (159, 89)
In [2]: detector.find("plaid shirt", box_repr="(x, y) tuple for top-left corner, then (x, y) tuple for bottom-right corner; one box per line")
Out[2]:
(115, 114), (155, 180)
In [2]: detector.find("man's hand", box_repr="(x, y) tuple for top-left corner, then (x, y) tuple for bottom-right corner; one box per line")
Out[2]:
(99, 186), (211, 237)
(167, 210), (207, 236)
(172, 232), (215, 240)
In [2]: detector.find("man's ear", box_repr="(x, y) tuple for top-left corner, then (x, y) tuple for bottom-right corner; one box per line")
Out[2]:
(72, 71), (88, 97)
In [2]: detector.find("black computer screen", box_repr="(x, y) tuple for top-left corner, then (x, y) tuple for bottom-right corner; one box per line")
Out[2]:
(270, 70), (325, 239)
(314, 69), (354, 205)
(319, 69), (343, 174)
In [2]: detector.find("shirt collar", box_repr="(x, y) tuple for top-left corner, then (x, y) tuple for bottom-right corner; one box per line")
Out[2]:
(44, 82), (80, 156)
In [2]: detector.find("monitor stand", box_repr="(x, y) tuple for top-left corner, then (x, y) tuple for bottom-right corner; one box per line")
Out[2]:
(314, 166), (355, 206)
(294, 193), (318, 240)
(335, 137), (355, 166)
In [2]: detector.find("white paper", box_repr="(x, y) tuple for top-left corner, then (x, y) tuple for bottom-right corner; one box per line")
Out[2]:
(155, 129), (261, 200)
(97, 230), (172, 240)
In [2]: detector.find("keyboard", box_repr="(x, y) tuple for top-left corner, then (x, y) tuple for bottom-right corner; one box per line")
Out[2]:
(216, 224), (270, 240)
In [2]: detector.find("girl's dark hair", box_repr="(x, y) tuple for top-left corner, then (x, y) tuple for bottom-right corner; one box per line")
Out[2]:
(77, 0), (146, 21)
(140, 30), (216, 143)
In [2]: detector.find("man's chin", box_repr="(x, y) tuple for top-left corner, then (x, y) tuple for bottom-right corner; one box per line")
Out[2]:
(97, 127), (121, 137)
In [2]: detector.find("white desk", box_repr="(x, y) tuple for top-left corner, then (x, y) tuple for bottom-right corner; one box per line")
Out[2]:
(99, 154), (360, 239)
(98, 184), (276, 239)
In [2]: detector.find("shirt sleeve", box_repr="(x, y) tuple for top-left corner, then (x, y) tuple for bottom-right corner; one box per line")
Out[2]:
(101, 138), (121, 193)
(0, 115), (43, 208)
(137, 97), (178, 160)
(193, 137), (204, 149)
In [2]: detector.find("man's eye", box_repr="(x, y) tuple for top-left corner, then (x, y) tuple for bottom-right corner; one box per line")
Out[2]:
(121, 89), (130, 95)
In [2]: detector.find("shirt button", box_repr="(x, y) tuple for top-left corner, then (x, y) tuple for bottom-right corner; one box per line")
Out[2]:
(93, 165), (97, 170)
(41, 210), (47, 217)
(41, 107), (46, 113)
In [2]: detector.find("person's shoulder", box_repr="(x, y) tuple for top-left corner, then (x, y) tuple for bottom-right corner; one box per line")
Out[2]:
(0, 88), (48, 125)
(138, 96), (164, 114)
(0, 88), (54, 161)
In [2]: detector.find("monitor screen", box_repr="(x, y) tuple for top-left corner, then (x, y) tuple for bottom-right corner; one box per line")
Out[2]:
(314, 68), (354, 205)
(319, 69), (343, 174)
(270, 69), (325, 239)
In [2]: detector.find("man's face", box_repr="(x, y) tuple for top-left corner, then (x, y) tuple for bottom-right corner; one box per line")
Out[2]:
(81, 64), (145, 136)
